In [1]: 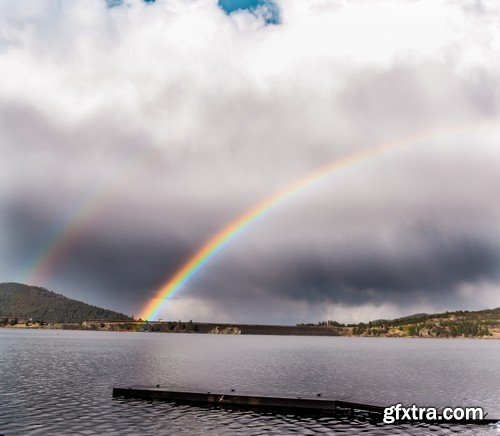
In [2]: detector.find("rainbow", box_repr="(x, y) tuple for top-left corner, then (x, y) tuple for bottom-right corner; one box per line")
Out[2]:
(140, 126), (471, 320)
(20, 117), (494, 318)
(22, 149), (153, 285)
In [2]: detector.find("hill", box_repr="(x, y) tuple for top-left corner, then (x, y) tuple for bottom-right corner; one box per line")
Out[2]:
(369, 307), (500, 327)
(300, 307), (500, 338)
(0, 282), (133, 323)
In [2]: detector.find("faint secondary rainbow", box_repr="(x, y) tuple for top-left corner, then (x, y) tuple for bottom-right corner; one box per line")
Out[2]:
(140, 126), (465, 320)
(22, 148), (154, 286)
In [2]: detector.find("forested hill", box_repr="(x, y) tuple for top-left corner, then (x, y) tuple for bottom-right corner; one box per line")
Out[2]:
(299, 307), (500, 338)
(0, 282), (133, 323)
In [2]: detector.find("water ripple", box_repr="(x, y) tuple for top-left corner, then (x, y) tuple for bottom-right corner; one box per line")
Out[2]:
(0, 330), (498, 435)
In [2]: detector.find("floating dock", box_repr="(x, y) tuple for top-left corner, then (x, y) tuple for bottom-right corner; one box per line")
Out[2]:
(113, 386), (498, 425)
(112, 386), (385, 419)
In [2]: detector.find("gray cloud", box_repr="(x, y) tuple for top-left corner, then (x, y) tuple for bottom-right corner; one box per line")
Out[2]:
(1, 0), (500, 322)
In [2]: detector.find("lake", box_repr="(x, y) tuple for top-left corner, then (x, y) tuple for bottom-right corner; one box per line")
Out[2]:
(0, 329), (498, 435)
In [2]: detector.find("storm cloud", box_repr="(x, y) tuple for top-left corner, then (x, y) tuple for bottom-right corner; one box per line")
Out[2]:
(1, 0), (500, 322)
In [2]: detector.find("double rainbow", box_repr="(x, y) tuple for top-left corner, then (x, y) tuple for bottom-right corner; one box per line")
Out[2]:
(19, 117), (495, 321)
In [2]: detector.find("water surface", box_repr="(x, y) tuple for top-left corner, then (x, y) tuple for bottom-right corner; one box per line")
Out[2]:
(0, 329), (498, 435)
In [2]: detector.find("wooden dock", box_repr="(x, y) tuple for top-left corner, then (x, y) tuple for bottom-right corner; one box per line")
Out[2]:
(113, 387), (499, 425)
(112, 386), (385, 419)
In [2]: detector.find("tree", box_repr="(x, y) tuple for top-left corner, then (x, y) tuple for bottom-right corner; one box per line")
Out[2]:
(185, 320), (198, 333)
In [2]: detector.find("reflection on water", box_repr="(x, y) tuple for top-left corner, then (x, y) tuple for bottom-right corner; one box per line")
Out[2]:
(0, 329), (498, 435)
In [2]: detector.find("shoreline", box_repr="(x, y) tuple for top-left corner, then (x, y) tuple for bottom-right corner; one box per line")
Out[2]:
(2, 322), (498, 339)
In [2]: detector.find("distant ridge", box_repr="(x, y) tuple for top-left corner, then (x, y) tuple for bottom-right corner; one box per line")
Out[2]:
(0, 282), (133, 323)
(368, 307), (500, 326)
(299, 307), (500, 338)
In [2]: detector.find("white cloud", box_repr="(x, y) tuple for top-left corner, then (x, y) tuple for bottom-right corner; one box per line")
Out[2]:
(320, 301), (434, 325)
(1, 0), (500, 321)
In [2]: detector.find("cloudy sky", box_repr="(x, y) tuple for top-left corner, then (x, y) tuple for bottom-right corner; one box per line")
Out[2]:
(1, 0), (500, 323)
